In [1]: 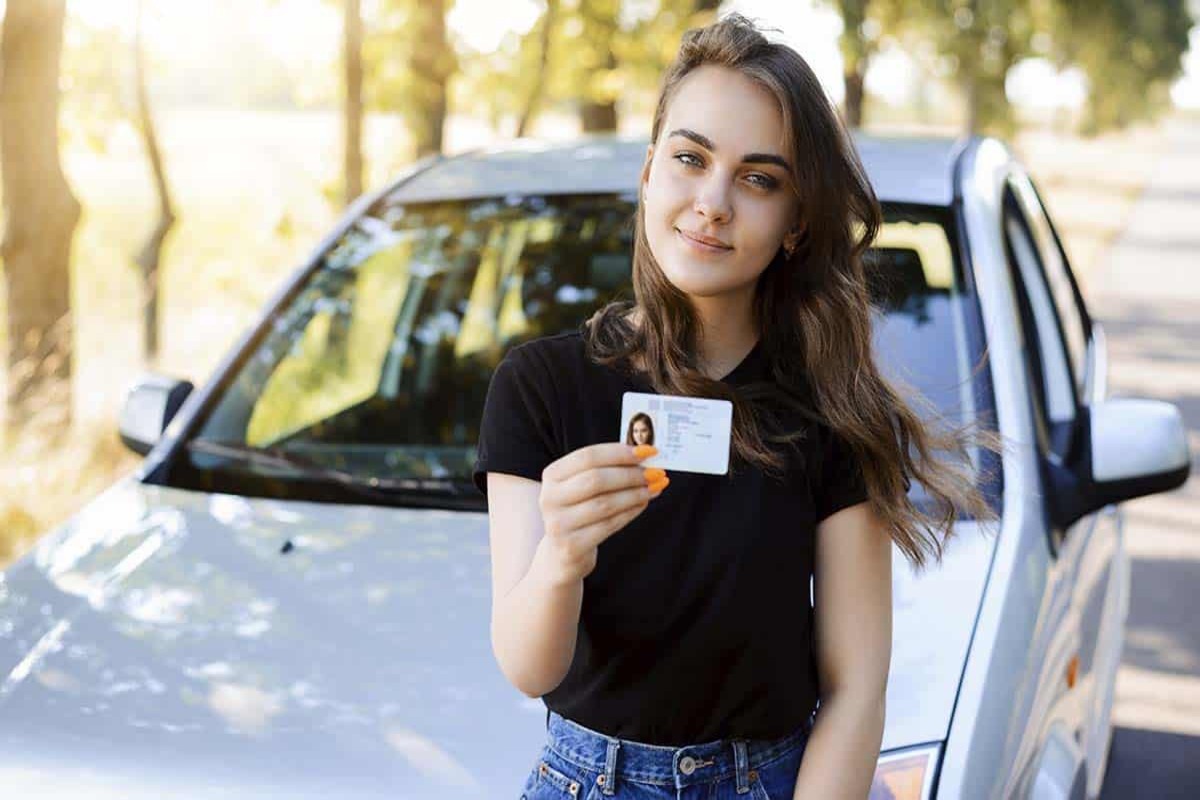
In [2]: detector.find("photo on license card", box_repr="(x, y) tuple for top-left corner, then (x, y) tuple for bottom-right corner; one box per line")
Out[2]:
(619, 391), (733, 475)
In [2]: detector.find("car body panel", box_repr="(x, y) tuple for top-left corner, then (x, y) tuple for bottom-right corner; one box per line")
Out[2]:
(935, 137), (1130, 800)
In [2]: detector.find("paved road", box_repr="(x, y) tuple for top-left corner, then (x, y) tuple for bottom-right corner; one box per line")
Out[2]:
(1091, 116), (1200, 799)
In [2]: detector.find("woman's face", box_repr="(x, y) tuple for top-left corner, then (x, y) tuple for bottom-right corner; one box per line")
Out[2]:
(641, 64), (800, 301)
(632, 419), (652, 445)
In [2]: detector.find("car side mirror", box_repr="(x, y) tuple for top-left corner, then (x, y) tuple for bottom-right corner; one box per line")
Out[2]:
(118, 373), (194, 456)
(1047, 398), (1191, 529)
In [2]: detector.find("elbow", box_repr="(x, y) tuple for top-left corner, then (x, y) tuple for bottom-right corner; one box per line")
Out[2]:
(505, 661), (566, 699)
(491, 631), (560, 699)
(493, 651), (544, 698)
(502, 664), (557, 699)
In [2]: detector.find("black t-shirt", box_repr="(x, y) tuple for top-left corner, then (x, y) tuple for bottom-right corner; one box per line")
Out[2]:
(472, 327), (868, 746)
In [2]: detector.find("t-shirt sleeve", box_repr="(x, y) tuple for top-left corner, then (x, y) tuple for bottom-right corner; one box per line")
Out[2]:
(813, 424), (870, 522)
(471, 345), (561, 497)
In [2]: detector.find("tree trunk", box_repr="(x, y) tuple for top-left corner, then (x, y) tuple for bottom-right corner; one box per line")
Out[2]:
(0, 0), (81, 436)
(838, 0), (870, 129)
(343, 0), (364, 204)
(515, 0), (558, 138)
(133, 0), (175, 367)
(964, 71), (980, 136)
(410, 0), (452, 159)
(579, 0), (618, 133)
(843, 70), (865, 129)
(580, 88), (617, 133)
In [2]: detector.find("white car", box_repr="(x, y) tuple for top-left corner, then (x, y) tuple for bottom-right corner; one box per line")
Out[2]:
(0, 134), (1188, 799)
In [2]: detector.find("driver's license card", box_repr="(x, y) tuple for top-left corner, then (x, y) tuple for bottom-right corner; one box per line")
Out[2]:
(619, 391), (733, 475)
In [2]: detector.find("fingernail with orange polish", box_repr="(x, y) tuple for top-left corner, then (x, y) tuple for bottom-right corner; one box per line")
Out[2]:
(633, 444), (659, 459)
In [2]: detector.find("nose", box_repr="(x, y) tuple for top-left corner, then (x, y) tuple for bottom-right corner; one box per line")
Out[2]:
(693, 172), (732, 224)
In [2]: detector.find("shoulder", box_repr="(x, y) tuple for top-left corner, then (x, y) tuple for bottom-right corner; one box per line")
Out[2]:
(497, 330), (597, 397)
(505, 329), (588, 375)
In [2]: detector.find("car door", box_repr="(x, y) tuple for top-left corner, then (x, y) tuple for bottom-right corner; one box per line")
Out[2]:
(1000, 169), (1121, 799)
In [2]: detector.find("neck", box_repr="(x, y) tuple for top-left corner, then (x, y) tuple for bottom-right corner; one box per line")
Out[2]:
(689, 286), (759, 380)
(626, 288), (759, 379)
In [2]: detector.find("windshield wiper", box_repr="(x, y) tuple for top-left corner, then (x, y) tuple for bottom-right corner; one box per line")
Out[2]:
(184, 439), (473, 503)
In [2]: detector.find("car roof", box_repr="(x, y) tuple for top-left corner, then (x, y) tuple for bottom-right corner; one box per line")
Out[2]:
(382, 132), (970, 208)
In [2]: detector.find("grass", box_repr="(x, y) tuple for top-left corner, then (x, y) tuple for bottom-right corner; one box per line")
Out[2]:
(0, 105), (1176, 568)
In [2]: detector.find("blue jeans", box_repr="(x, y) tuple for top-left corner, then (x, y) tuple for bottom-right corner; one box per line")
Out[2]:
(519, 710), (815, 799)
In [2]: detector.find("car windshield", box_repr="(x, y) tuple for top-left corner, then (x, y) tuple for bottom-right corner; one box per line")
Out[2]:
(169, 193), (988, 510)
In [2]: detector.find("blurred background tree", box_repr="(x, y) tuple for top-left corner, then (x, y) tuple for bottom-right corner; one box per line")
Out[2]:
(132, 0), (176, 367)
(821, 0), (906, 128)
(367, 0), (457, 158)
(889, 0), (1038, 137)
(1, 0), (81, 438)
(343, 0), (364, 203)
(1049, 0), (1192, 134)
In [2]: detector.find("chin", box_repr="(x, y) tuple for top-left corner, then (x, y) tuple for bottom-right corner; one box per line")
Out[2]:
(658, 261), (746, 298)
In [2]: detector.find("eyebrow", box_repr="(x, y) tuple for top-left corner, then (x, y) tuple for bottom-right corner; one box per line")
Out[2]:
(667, 128), (791, 171)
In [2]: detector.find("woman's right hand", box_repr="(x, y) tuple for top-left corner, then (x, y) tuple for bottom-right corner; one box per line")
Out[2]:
(536, 443), (669, 585)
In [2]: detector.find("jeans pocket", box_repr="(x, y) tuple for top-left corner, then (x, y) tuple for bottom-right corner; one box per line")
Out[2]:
(747, 739), (807, 800)
(523, 747), (601, 800)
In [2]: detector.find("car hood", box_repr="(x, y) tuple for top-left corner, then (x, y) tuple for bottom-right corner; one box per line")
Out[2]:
(0, 477), (995, 797)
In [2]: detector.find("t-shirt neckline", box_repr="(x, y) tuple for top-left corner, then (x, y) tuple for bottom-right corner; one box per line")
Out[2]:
(716, 338), (762, 383)
(626, 337), (763, 387)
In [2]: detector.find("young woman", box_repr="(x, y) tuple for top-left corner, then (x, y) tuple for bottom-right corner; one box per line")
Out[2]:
(625, 413), (656, 448)
(473, 13), (993, 799)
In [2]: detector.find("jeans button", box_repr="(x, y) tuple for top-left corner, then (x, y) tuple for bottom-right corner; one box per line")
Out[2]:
(679, 756), (696, 774)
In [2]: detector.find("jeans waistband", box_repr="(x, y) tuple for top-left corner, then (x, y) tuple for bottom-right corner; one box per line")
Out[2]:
(544, 710), (814, 794)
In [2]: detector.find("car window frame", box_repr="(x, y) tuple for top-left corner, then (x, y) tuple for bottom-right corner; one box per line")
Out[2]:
(1001, 175), (1088, 465)
(1007, 173), (1093, 397)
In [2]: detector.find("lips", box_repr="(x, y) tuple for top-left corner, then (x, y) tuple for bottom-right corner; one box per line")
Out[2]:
(676, 228), (733, 251)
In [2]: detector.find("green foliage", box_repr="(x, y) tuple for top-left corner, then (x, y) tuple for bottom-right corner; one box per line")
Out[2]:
(364, 0), (457, 124)
(849, 0), (1190, 136)
(1049, 0), (1192, 134)
(620, 0), (718, 94)
(361, 0), (457, 157)
(894, 0), (1038, 137)
(453, 5), (554, 133)
(452, 0), (717, 137)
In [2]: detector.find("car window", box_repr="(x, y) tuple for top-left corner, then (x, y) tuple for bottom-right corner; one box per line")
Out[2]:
(866, 213), (984, 485)
(1004, 206), (1077, 428)
(1007, 174), (1090, 394)
(172, 196), (987, 507)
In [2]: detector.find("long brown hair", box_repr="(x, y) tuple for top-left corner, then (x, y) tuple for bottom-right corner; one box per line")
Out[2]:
(582, 13), (1000, 572)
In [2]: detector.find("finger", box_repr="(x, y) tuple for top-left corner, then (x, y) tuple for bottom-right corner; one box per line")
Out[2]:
(553, 464), (658, 508)
(573, 496), (652, 550)
(544, 442), (656, 484)
(560, 483), (653, 533)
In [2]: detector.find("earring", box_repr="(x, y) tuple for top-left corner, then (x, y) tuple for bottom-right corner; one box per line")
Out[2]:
(784, 227), (806, 258)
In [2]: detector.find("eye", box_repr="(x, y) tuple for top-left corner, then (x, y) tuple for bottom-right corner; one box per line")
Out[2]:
(746, 173), (778, 190)
(672, 151), (704, 168)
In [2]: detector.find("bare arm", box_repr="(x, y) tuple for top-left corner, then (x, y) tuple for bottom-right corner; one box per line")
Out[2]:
(487, 472), (585, 697)
(792, 502), (893, 799)
(488, 444), (666, 698)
